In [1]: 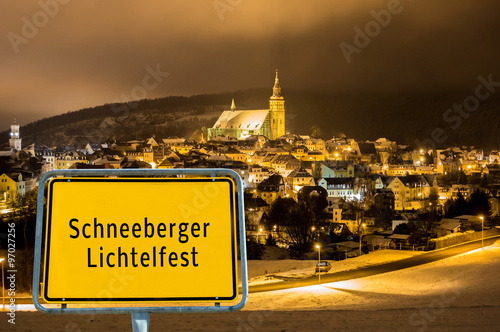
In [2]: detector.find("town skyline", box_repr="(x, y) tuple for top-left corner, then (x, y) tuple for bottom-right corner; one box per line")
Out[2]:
(2, 69), (499, 152)
(3, 2), (500, 330)
(1, 62), (499, 331)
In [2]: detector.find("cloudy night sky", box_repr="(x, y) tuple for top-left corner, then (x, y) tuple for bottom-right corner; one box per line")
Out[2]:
(1, 0), (500, 132)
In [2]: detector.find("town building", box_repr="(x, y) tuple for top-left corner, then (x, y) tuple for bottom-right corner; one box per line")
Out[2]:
(386, 175), (435, 210)
(55, 151), (88, 169)
(285, 167), (315, 194)
(25, 143), (55, 172)
(256, 174), (286, 205)
(207, 70), (285, 141)
(318, 177), (357, 200)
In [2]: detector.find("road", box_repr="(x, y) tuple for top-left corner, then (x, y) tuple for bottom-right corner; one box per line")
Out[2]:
(248, 235), (500, 293)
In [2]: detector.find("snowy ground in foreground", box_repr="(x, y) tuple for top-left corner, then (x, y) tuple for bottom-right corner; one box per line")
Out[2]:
(14, 242), (500, 332)
(244, 250), (424, 285)
(243, 240), (500, 311)
(15, 243), (500, 317)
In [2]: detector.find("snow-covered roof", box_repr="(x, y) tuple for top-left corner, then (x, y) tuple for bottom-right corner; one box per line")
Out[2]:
(335, 241), (360, 249)
(387, 234), (410, 240)
(162, 138), (185, 144)
(212, 110), (269, 130)
(364, 235), (393, 246)
(439, 219), (461, 231)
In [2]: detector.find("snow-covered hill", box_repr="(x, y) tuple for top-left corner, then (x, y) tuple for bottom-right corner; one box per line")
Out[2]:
(247, 242), (500, 311)
(13, 242), (500, 331)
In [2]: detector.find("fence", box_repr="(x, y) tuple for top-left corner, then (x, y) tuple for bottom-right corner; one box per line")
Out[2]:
(430, 228), (500, 250)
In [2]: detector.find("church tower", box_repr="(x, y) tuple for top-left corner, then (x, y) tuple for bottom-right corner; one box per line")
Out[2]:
(9, 120), (21, 151)
(269, 70), (285, 140)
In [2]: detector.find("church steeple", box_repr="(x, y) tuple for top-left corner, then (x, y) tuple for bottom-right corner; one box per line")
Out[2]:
(271, 69), (283, 100)
(9, 119), (21, 151)
(230, 98), (236, 112)
(269, 69), (285, 140)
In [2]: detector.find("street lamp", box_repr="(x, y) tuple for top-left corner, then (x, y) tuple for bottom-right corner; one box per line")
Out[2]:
(479, 216), (484, 250)
(0, 257), (4, 309)
(359, 223), (366, 255)
(315, 244), (321, 285)
(257, 227), (263, 244)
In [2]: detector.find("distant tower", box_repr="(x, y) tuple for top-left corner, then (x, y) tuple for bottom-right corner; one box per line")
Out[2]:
(269, 69), (285, 140)
(9, 120), (21, 151)
(231, 98), (236, 112)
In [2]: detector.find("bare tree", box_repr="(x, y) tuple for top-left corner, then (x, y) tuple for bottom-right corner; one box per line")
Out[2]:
(349, 173), (375, 234)
(268, 189), (327, 256)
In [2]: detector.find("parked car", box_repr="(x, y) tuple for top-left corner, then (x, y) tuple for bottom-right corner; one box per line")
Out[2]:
(315, 261), (331, 273)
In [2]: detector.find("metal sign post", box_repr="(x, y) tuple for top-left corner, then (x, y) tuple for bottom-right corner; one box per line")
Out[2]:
(32, 169), (248, 332)
(131, 312), (150, 332)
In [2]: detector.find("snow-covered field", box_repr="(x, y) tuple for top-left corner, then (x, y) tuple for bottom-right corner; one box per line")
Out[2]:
(244, 250), (424, 285)
(245, 242), (500, 311)
(10, 243), (500, 331)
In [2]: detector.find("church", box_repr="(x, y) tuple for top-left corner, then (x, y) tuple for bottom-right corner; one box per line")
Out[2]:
(207, 70), (286, 141)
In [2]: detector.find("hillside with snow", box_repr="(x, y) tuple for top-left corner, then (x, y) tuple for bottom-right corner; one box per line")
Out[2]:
(245, 244), (500, 311)
(14, 241), (500, 331)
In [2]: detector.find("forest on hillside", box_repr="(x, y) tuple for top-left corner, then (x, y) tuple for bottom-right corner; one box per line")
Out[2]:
(2, 89), (499, 150)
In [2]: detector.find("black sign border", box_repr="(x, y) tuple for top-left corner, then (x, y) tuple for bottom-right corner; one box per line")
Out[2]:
(43, 177), (237, 303)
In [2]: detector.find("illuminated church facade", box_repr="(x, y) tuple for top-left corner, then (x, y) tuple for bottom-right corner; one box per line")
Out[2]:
(207, 70), (286, 141)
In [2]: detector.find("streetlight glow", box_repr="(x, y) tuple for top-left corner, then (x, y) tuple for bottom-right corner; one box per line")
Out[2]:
(359, 224), (366, 255)
(479, 216), (484, 250)
(316, 244), (321, 285)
